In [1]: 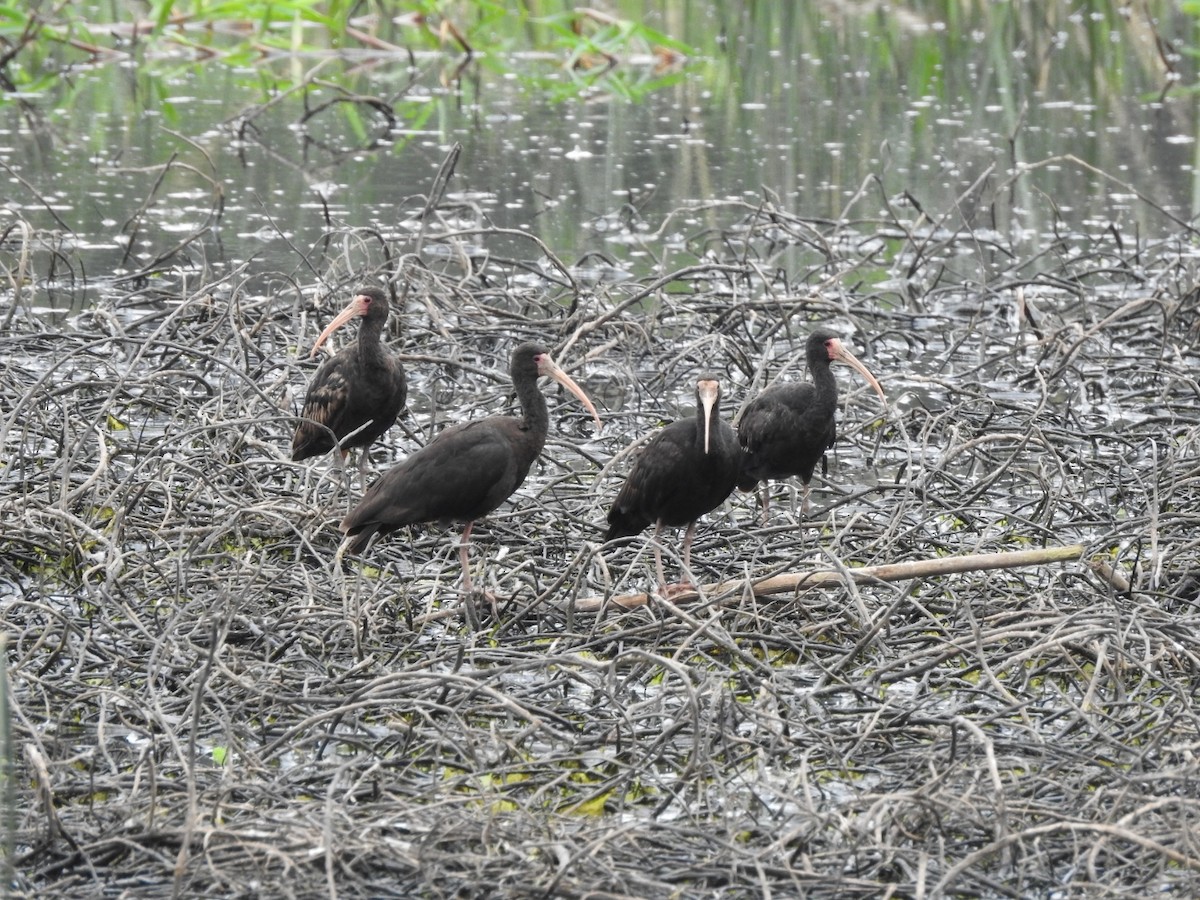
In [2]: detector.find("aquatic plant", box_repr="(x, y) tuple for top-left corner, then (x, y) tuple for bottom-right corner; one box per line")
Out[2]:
(0, 0), (695, 102)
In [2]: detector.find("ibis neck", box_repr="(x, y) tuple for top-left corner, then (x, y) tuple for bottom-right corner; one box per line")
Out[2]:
(811, 363), (838, 409)
(518, 378), (550, 436)
(356, 318), (388, 368)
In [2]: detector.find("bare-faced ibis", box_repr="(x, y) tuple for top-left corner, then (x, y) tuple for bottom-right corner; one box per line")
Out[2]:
(339, 342), (601, 595)
(737, 328), (886, 523)
(292, 286), (407, 479)
(606, 376), (740, 593)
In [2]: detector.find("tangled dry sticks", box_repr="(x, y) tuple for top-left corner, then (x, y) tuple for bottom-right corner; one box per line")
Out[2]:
(4, 179), (1200, 897)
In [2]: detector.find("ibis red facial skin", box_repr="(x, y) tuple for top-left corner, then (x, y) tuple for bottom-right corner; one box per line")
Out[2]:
(606, 377), (740, 592)
(737, 329), (885, 523)
(339, 342), (601, 595)
(292, 287), (407, 475)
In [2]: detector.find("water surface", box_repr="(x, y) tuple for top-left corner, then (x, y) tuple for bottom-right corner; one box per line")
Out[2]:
(3, 1), (1196, 319)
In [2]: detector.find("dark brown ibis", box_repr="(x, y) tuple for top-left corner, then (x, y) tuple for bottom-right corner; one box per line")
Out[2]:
(605, 376), (740, 594)
(737, 328), (886, 523)
(292, 286), (407, 479)
(339, 342), (601, 595)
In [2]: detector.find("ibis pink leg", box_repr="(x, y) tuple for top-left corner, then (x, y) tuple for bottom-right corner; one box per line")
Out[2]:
(682, 521), (696, 573)
(459, 520), (475, 595)
(651, 520), (667, 592)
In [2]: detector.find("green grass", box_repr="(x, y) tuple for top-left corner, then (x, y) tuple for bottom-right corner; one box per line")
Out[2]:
(0, 1), (698, 103)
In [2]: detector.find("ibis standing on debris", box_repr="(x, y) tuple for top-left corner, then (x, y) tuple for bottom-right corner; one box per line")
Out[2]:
(292, 286), (407, 480)
(737, 328), (886, 523)
(605, 376), (741, 594)
(339, 342), (601, 596)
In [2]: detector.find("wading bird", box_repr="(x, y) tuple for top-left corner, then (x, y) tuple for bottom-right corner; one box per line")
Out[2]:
(339, 342), (601, 596)
(737, 328), (886, 523)
(605, 376), (740, 594)
(292, 286), (407, 481)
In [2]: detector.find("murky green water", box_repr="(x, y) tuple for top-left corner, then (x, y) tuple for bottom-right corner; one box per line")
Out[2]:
(4, 1), (1197, 318)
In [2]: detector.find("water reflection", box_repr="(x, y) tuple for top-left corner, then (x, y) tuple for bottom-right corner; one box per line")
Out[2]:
(0, 1), (1196, 317)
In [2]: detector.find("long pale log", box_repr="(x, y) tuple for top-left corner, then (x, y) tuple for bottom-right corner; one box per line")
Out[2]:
(571, 544), (1085, 613)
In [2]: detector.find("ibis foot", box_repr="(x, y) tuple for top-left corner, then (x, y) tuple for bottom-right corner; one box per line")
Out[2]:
(460, 588), (501, 628)
(659, 581), (697, 599)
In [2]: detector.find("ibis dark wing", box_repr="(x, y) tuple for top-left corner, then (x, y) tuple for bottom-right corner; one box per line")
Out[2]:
(293, 352), (407, 460)
(606, 420), (702, 540)
(292, 354), (355, 460)
(737, 382), (834, 486)
(341, 419), (526, 552)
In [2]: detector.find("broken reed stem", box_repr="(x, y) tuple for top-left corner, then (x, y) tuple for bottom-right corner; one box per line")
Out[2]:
(570, 544), (1086, 613)
(1090, 558), (1131, 593)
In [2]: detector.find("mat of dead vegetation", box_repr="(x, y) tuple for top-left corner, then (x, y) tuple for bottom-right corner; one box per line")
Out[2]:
(4, 174), (1200, 897)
